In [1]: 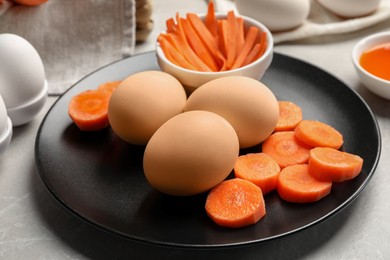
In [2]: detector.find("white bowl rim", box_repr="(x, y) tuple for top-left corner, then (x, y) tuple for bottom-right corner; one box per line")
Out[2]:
(156, 13), (274, 76)
(0, 116), (12, 155)
(352, 30), (390, 84)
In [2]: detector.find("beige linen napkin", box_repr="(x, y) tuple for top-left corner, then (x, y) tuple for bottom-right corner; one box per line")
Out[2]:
(0, 0), (136, 95)
(215, 0), (390, 44)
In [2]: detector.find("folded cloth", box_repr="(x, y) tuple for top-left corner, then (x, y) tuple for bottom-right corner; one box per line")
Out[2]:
(215, 0), (390, 44)
(0, 0), (136, 95)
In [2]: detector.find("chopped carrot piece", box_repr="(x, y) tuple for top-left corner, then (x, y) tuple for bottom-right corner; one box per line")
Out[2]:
(97, 80), (121, 95)
(262, 131), (311, 168)
(275, 101), (303, 132)
(68, 89), (111, 131)
(295, 120), (344, 149)
(205, 178), (266, 228)
(277, 164), (332, 203)
(308, 147), (364, 182)
(234, 153), (281, 194)
(231, 26), (259, 70)
(205, 0), (218, 37)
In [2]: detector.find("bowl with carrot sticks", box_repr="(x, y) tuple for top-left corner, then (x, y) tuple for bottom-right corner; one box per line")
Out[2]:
(352, 31), (390, 100)
(156, 2), (273, 94)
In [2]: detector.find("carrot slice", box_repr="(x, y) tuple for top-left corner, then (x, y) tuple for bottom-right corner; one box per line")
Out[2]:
(308, 147), (364, 182)
(205, 0), (218, 37)
(231, 26), (259, 70)
(295, 120), (344, 149)
(180, 18), (219, 71)
(262, 131), (311, 168)
(277, 164), (332, 203)
(97, 80), (121, 94)
(275, 101), (303, 132)
(68, 89), (111, 131)
(234, 153), (281, 194)
(205, 178), (266, 228)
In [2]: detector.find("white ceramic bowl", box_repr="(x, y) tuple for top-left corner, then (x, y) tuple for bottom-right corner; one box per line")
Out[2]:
(352, 31), (390, 100)
(156, 14), (273, 95)
(0, 95), (12, 155)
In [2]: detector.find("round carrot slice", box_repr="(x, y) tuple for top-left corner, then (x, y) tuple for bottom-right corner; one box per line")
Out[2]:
(234, 153), (280, 194)
(262, 131), (311, 168)
(275, 101), (303, 132)
(308, 147), (363, 182)
(277, 164), (332, 203)
(205, 178), (266, 228)
(295, 120), (344, 149)
(68, 89), (111, 131)
(97, 80), (121, 94)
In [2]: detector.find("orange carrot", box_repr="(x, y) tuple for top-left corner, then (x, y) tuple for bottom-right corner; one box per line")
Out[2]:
(275, 101), (303, 132)
(159, 36), (197, 70)
(225, 10), (238, 69)
(166, 17), (176, 33)
(308, 147), (364, 182)
(242, 43), (261, 67)
(277, 164), (332, 203)
(205, 0), (218, 37)
(262, 131), (311, 168)
(187, 12), (226, 69)
(236, 17), (245, 53)
(97, 80), (121, 95)
(205, 178), (266, 228)
(68, 89), (111, 131)
(13, 0), (48, 6)
(231, 26), (259, 70)
(234, 153), (281, 194)
(295, 120), (344, 149)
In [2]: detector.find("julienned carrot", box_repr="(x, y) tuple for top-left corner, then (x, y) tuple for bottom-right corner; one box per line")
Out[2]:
(68, 89), (111, 131)
(275, 101), (303, 132)
(234, 153), (281, 194)
(187, 12), (227, 69)
(308, 147), (363, 182)
(277, 164), (332, 203)
(204, 0), (218, 37)
(97, 80), (121, 94)
(225, 11), (238, 70)
(236, 17), (245, 54)
(159, 36), (197, 70)
(242, 43), (261, 67)
(166, 17), (176, 33)
(295, 120), (344, 149)
(231, 26), (259, 69)
(180, 18), (219, 71)
(205, 178), (266, 228)
(262, 131), (311, 168)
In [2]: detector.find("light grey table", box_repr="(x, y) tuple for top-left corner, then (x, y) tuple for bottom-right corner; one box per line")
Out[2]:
(1, 1), (390, 259)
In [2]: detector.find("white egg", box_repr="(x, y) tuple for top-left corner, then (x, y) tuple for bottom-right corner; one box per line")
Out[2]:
(0, 94), (12, 155)
(235, 0), (310, 32)
(0, 34), (47, 126)
(316, 0), (381, 18)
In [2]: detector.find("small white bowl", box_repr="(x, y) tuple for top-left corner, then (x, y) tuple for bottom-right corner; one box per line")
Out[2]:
(0, 117), (12, 155)
(156, 14), (273, 95)
(352, 31), (390, 100)
(7, 79), (48, 126)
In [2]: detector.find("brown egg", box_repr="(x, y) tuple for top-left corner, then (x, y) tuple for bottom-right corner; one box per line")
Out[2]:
(143, 111), (239, 196)
(184, 76), (279, 148)
(108, 71), (186, 145)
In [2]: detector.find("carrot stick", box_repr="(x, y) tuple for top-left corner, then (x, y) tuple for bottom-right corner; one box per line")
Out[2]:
(257, 31), (268, 59)
(97, 80), (121, 95)
(158, 36), (197, 70)
(180, 18), (219, 71)
(234, 153), (281, 194)
(242, 43), (261, 67)
(275, 101), (303, 132)
(68, 89), (111, 131)
(205, 0), (218, 37)
(218, 19), (227, 59)
(295, 120), (344, 149)
(231, 26), (259, 70)
(187, 12), (226, 69)
(225, 10), (238, 69)
(277, 164), (332, 203)
(236, 17), (245, 54)
(205, 178), (266, 228)
(166, 17), (176, 33)
(308, 147), (364, 182)
(158, 34), (181, 53)
(262, 131), (311, 168)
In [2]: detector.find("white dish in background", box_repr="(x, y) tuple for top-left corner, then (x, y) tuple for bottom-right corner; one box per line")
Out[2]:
(352, 31), (390, 100)
(0, 95), (12, 155)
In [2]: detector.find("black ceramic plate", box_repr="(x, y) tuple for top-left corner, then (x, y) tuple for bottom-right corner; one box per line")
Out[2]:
(35, 52), (381, 248)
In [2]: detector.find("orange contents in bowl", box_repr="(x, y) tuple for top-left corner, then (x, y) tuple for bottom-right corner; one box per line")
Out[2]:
(359, 43), (390, 81)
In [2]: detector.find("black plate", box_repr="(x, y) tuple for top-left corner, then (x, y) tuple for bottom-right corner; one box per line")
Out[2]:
(35, 52), (381, 248)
